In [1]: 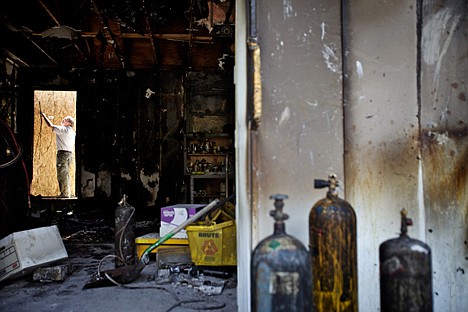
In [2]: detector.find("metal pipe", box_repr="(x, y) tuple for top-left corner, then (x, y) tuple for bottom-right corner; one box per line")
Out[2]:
(247, 0), (262, 128)
(248, 0), (258, 40)
(225, 152), (229, 198)
(141, 0), (158, 65)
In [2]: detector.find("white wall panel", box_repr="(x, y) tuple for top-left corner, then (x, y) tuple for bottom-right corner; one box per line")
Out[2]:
(420, 1), (468, 311)
(255, 0), (344, 246)
(344, 1), (420, 310)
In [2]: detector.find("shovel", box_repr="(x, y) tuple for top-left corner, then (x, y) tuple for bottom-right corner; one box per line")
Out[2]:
(84, 195), (234, 289)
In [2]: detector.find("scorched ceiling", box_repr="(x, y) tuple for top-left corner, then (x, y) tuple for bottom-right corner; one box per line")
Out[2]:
(0, 0), (235, 70)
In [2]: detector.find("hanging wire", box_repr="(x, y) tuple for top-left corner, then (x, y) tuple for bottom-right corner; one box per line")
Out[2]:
(0, 119), (31, 208)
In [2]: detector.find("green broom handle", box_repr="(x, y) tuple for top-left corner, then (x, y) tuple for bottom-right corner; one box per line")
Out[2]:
(140, 194), (234, 263)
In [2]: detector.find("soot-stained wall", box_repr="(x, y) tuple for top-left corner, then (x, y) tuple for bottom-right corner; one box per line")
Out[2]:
(21, 68), (186, 215)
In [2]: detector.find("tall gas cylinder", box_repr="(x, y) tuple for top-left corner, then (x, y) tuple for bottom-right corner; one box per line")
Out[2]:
(115, 195), (136, 268)
(379, 209), (433, 312)
(251, 194), (312, 312)
(309, 174), (357, 312)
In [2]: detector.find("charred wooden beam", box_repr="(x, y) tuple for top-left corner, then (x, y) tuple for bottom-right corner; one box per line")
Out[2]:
(0, 48), (30, 67)
(141, 0), (159, 66)
(90, 0), (126, 68)
(37, 0), (61, 26)
(224, 0), (234, 24)
(3, 21), (58, 65)
(126, 33), (213, 43)
(31, 30), (213, 43)
(81, 32), (213, 43)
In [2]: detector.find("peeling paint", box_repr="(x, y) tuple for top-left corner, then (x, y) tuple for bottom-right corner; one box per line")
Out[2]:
(81, 170), (95, 198)
(278, 106), (291, 126)
(426, 131), (450, 145)
(322, 44), (340, 73)
(356, 61), (363, 79)
(283, 0), (294, 20)
(96, 168), (111, 198)
(321, 22), (326, 40)
(439, 107), (449, 123)
(422, 8), (459, 66)
(121, 172), (132, 180)
(307, 99), (318, 107)
(139, 169), (160, 206)
(421, 8), (461, 93)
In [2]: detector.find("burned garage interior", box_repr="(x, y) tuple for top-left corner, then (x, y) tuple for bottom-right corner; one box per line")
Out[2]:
(1, 0), (468, 311)
(1, 0), (239, 311)
(1, 0), (236, 229)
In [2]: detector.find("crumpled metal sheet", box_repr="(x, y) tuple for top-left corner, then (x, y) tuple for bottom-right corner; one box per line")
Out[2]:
(41, 26), (81, 40)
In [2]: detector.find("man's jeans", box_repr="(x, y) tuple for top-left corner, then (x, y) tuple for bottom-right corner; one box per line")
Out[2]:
(57, 150), (72, 197)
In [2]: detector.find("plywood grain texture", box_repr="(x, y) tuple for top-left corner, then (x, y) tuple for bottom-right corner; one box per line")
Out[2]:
(31, 91), (76, 197)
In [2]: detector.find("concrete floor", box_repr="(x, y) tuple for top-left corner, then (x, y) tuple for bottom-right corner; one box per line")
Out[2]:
(0, 204), (238, 312)
(0, 243), (238, 312)
(0, 243), (237, 312)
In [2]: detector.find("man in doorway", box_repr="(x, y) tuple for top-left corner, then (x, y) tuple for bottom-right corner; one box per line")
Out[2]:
(40, 112), (76, 198)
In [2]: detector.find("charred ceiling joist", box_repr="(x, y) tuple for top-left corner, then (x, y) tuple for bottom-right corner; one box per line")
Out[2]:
(90, 0), (126, 68)
(0, 0), (234, 70)
(141, 0), (160, 68)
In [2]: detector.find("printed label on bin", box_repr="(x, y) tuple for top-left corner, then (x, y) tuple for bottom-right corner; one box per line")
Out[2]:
(201, 239), (218, 256)
(161, 208), (187, 225)
(198, 232), (220, 238)
(161, 207), (197, 226)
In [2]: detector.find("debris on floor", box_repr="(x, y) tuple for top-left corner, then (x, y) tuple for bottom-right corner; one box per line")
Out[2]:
(155, 262), (236, 296)
(0, 243), (238, 312)
(0, 225), (68, 282)
(0, 202), (238, 311)
(32, 264), (70, 282)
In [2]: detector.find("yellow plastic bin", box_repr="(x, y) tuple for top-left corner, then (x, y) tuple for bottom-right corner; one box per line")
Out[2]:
(186, 220), (237, 266)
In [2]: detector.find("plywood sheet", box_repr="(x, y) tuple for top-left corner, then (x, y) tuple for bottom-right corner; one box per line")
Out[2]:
(31, 91), (76, 197)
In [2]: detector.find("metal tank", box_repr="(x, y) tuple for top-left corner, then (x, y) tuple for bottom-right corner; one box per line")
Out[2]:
(114, 195), (136, 269)
(309, 174), (357, 312)
(251, 194), (313, 312)
(379, 209), (433, 312)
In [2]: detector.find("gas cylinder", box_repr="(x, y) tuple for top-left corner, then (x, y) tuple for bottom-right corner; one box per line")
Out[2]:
(379, 209), (433, 312)
(115, 195), (136, 268)
(251, 194), (312, 312)
(309, 174), (357, 312)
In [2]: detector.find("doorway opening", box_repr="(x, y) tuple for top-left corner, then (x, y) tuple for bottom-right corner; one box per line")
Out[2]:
(31, 90), (77, 198)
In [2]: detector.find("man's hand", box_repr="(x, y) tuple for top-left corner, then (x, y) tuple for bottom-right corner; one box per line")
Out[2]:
(40, 112), (53, 128)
